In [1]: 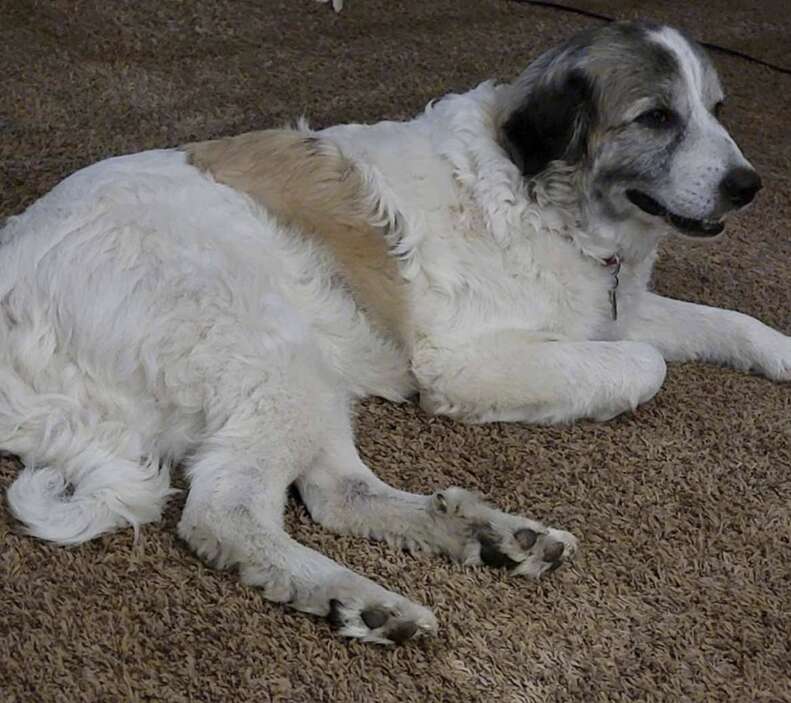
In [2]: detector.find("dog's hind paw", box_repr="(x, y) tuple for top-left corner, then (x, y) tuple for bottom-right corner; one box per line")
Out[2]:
(487, 525), (578, 578)
(430, 488), (579, 578)
(327, 596), (437, 645)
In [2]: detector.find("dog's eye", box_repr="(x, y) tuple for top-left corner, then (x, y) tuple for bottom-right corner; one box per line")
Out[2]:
(635, 108), (675, 129)
(713, 101), (725, 119)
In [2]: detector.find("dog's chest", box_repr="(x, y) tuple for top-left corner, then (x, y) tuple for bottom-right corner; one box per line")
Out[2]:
(412, 205), (627, 344)
(500, 236), (626, 338)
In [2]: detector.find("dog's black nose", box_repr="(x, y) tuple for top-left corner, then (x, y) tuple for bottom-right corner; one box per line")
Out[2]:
(720, 167), (762, 207)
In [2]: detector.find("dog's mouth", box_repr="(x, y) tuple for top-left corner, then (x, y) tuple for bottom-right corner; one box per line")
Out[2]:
(626, 189), (724, 237)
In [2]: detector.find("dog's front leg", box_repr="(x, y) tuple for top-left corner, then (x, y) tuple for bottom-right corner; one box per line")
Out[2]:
(412, 331), (667, 424)
(625, 293), (791, 381)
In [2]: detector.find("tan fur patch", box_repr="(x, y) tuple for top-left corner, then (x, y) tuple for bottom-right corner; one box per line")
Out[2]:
(185, 130), (408, 341)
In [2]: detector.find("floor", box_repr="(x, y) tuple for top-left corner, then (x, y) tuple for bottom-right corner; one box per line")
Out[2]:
(1, 1), (789, 701)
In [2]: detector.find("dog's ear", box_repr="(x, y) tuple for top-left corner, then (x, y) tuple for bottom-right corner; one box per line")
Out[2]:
(502, 69), (595, 177)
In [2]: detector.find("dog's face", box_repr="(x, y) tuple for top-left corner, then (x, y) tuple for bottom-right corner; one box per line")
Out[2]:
(502, 22), (761, 238)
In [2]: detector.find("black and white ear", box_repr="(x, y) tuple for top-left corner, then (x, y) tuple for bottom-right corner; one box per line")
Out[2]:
(501, 69), (595, 178)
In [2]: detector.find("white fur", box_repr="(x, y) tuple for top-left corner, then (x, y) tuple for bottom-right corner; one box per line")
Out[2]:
(2, 28), (787, 641)
(0, 132), (580, 643)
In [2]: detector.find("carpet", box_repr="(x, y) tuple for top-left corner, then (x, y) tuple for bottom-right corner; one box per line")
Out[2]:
(1, 1), (790, 701)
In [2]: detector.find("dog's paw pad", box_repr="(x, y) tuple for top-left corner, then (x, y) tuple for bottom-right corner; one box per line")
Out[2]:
(327, 598), (437, 645)
(477, 526), (521, 569)
(543, 539), (565, 563)
(514, 527), (538, 550)
(384, 621), (419, 645)
(360, 607), (389, 630)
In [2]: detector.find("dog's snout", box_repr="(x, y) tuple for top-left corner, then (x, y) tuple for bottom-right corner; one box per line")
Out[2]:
(720, 167), (762, 208)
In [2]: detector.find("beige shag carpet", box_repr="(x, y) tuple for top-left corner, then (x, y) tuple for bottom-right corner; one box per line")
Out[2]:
(1, 1), (790, 701)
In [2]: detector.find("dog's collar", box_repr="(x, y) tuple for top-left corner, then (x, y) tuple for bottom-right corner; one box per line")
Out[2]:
(599, 254), (621, 321)
(566, 238), (622, 320)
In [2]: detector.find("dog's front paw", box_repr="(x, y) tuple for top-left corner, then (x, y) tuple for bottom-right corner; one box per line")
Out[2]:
(753, 332), (791, 382)
(772, 337), (791, 381)
(431, 488), (579, 578)
(327, 596), (437, 645)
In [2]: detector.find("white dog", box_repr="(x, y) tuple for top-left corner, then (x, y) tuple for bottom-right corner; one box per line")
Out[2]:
(2, 22), (785, 644)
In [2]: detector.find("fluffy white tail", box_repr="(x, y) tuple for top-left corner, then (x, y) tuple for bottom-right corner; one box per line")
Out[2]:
(7, 455), (174, 544)
(1, 367), (175, 544)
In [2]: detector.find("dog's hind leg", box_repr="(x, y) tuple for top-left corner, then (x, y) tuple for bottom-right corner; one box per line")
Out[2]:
(296, 427), (578, 579)
(177, 364), (436, 645)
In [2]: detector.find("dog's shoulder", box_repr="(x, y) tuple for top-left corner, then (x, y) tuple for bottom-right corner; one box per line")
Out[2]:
(185, 127), (411, 341)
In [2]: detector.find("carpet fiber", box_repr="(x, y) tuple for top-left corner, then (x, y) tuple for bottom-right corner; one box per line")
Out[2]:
(1, 1), (790, 701)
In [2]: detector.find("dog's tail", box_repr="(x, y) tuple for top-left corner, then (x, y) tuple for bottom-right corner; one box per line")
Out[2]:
(7, 454), (173, 545)
(2, 370), (174, 544)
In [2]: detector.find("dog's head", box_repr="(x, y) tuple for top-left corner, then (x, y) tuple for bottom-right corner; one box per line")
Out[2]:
(501, 22), (760, 239)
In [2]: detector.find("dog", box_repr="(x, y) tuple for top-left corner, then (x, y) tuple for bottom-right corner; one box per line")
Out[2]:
(2, 21), (786, 644)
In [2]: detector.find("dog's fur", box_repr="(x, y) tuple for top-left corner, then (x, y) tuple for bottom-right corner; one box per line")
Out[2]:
(2, 22), (788, 643)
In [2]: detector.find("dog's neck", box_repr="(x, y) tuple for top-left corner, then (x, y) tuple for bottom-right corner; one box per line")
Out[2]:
(427, 82), (663, 272)
(530, 163), (665, 268)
